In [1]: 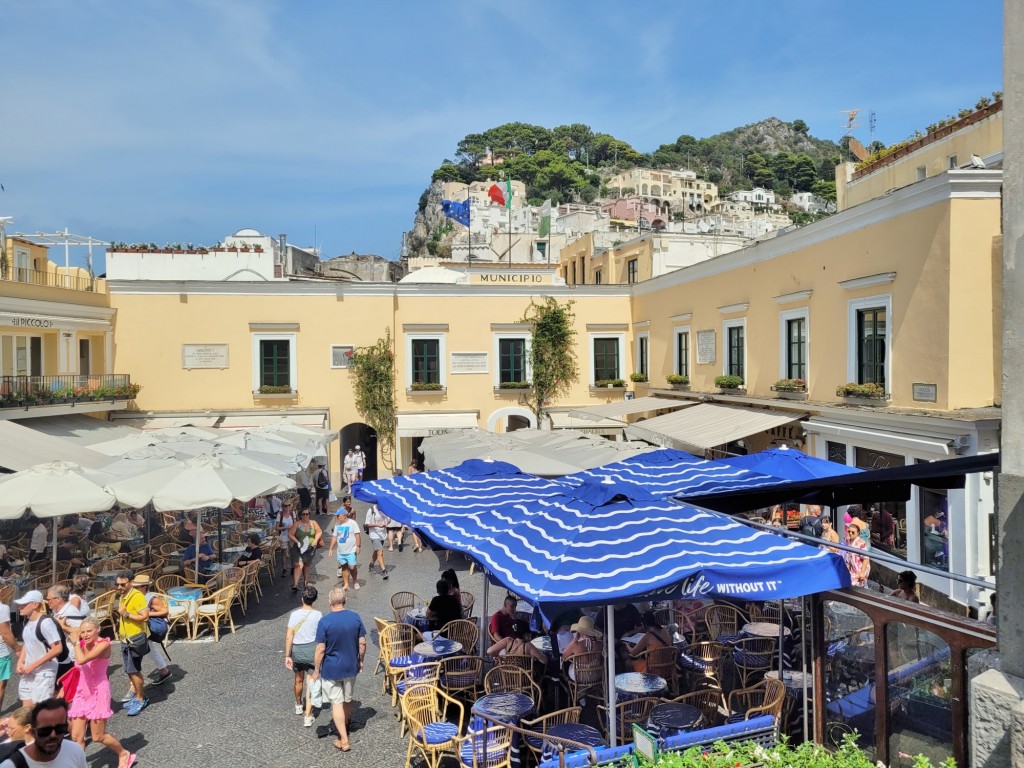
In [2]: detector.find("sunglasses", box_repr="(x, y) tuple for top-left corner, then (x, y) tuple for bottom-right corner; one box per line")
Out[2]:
(35, 723), (69, 738)
(116, 582), (130, 588)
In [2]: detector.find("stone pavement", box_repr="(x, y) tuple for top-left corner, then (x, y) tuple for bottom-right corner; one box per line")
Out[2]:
(3, 499), (489, 767)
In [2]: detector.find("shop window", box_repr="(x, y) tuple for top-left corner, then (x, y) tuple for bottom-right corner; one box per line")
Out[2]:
(826, 441), (848, 466)
(855, 447), (906, 558)
(886, 624), (953, 765)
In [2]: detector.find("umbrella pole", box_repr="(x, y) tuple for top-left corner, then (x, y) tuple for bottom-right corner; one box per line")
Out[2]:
(605, 605), (616, 745)
(778, 600), (785, 679)
(51, 516), (60, 581)
(194, 509), (201, 584)
(218, 507), (224, 564)
(146, 504), (152, 566)
(801, 596), (809, 743)
(482, 575), (489, 660)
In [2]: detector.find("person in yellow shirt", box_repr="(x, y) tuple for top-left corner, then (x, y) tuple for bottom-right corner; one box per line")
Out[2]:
(113, 573), (150, 716)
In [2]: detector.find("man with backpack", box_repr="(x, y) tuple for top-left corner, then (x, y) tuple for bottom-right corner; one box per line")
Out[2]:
(799, 505), (825, 538)
(314, 461), (331, 516)
(13, 591), (64, 706)
(0, 698), (87, 768)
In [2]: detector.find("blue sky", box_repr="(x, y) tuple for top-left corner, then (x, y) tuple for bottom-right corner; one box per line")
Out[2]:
(1, 1), (1003, 271)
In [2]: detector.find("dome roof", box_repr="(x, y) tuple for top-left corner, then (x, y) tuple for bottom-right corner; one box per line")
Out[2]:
(399, 266), (466, 284)
(233, 228), (262, 237)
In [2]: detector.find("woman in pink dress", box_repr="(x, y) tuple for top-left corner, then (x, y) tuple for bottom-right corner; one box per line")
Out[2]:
(68, 618), (137, 768)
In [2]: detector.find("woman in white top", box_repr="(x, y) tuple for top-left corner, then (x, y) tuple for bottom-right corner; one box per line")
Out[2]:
(276, 501), (296, 578)
(284, 585), (323, 727)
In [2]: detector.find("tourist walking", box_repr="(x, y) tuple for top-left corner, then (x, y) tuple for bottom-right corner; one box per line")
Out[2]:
(276, 500), (296, 578)
(67, 618), (137, 768)
(328, 506), (361, 591)
(0, 599), (17, 709)
(364, 505), (389, 580)
(385, 511), (403, 552)
(843, 520), (871, 587)
(289, 510), (323, 593)
(0, 699), (87, 768)
(14, 591), (63, 706)
(354, 446), (366, 481)
(343, 450), (357, 488)
(284, 586), (322, 727)
(312, 588), (366, 753)
(132, 574), (172, 686)
(113, 572), (150, 716)
(314, 461), (331, 517)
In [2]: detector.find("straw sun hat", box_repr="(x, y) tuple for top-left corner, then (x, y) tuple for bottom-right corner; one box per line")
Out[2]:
(569, 615), (603, 639)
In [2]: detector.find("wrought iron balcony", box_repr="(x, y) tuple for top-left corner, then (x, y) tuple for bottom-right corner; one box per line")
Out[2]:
(0, 374), (137, 407)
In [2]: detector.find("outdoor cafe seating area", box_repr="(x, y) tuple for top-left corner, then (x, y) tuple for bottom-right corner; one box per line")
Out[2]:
(0, 500), (282, 642)
(377, 589), (807, 768)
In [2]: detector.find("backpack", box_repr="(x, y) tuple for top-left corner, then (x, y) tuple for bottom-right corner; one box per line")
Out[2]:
(800, 514), (823, 538)
(0, 741), (26, 766)
(35, 615), (69, 665)
(315, 469), (329, 491)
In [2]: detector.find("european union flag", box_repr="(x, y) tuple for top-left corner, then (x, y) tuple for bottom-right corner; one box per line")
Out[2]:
(441, 198), (471, 228)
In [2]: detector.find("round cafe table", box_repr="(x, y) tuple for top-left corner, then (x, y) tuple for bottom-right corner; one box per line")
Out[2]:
(472, 692), (535, 768)
(614, 672), (667, 701)
(647, 702), (702, 738)
(166, 586), (203, 620)
(244, 528), (266, 541)
(221, 546), (246, 558)
(540, 723), (604, 763)
(413, 638), (463, 662)
(404, 607), (431, 632)
(743, 622), (793, 669)
(530, 635), (553, 658)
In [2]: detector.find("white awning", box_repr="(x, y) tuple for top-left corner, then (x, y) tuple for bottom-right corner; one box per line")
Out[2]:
(802, 420), (953, 455)
(567, 396), (693, 422)
(111, 415), (221, 430)
(547, 412), (625, 434)
(0, 421), (111, 470)
(215, 414), (328, 430)
(625, 403), (805, 454)
(12, 415), (141, 446)
(396, 412), (479, 438)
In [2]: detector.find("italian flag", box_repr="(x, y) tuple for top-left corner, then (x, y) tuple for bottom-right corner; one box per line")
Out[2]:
(488, 179), (513, 208)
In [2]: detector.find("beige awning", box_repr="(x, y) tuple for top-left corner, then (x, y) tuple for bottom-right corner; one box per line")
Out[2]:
(12, 415), (141, 446)
(567, 396), (693, 422)
(624, 403), (805, 454)
(395, 412), (479, 438)
(0, 421), (111, 470)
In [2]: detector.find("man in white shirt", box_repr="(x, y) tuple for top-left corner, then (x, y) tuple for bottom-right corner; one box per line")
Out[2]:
(342, 450), (357, 488)
(0, 698), (88, 768)
(328, 507), (361, 591)
(354, 445), (366, 481)
(14, 591), (63, 706)
(29, 521), (48, 562)
(364, 505), (389, 581)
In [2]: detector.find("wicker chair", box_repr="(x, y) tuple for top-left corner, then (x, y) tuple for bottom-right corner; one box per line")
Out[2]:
(520, 706), (582, 764)
(484, 665), (541, 702)
(731, 636), (777, 688)
(439, 619), (479, 656)
(391, 591), (423, 623)
(459, 590), (475, 618)
(193, 584), (237, 641)
(441, 655), (483, 703)
(705, 604), (745, 641)
(635, 645), (679, 695)
(403, 685), (465, 768)
(496, 653), (545, 683)
(680, 641), (728, 689)
(561, 651), (605, 707)
(88, 590), (118, 635)
(455, 724), (513, 768)
(161, 591), (193, 640)
(597, 697), (661, 746)
(381, 622), (424, 696)
(393, 662), (442, 734)
(373, 616), (395, 677)
(727, 679), (786, 722)
(665, 686), (726, 728)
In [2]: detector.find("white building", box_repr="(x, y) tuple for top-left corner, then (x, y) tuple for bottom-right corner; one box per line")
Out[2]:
(727, 187), (778, 207)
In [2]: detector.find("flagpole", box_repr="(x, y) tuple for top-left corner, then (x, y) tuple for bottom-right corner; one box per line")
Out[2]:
(466, 186), (472, 263)
(508, 199), (512, 268)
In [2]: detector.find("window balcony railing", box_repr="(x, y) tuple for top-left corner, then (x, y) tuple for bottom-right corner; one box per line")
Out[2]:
(0, 374), (136, 406)
(2, 267), (99, 292)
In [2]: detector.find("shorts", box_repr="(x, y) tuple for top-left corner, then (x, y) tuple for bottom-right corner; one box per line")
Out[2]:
(297, 488), (312, 508)
(316, 489), (330, 501)
(291, 544), (315, 566)
(0, 654), (11, 682)
(370, 538), (384, 552)
(18, 669), (56, 703)
(322, 677), (355, 704)
(121, 644), (143, 675)
(336, 552), (357, 568)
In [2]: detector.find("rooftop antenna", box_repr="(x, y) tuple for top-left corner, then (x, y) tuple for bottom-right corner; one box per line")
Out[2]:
(868, 110), (877, 147)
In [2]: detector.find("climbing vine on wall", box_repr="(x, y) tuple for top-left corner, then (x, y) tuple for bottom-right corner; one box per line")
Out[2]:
(349, 328), (397, 469)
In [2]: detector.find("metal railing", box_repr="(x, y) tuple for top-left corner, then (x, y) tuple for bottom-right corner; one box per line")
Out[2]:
(3, 267), (98, 292)
(0, 374), (133, 402)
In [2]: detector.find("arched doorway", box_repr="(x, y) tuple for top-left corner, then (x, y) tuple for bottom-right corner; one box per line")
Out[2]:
(339, 422), (379, 481)
(486, 407), (537, 433)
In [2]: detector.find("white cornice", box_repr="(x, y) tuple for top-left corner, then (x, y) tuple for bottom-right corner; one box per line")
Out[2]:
(490, 323), (532, 331)
(774, 290), (813, 304)
(0, 295), (116, 322)
(632, 320), (651, 329)
(248, 322), (299, 332)
(586, 323), (629, 332)
(718, 302), (749, 314)
(631, 170), (1002, 297)
(669, 312), (692, 322)
(839, 272), (897, 290)
(402, 323), (449, 332)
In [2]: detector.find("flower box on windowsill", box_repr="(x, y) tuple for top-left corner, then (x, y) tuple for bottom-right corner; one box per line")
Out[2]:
(717, 388), (747, 396)
(407, 384), (445, 395)
(253, 390), (297, 399)
(589, 386), (626, 394)
(841, 395), (890, 407)
(775, 390), (808, 401)
(836, 382), (888, 406)
(494, 382), (530, 395)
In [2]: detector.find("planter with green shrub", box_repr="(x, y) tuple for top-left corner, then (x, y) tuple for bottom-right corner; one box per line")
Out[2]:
(594, 379), (626, 389)
(409, 382), (444, 392)
(629, 373), (648, 383)
(714, 375), (744, 391)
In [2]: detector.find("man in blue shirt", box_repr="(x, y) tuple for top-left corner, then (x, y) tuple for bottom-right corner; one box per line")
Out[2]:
(182, 530), (216, 578)
(312, 586), (366, 752)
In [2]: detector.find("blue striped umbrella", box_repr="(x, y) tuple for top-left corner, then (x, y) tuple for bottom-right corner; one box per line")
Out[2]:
(562, 448), (786, 500)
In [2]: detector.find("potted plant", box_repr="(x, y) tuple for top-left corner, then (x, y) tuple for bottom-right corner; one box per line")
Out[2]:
(257, 384), (293, 395)
(714, 374), (745, 392)
(410, 382), (443, 392)
(498, 381), (530, 389)
(666, 374), (689, 390)
(595, 379), (625, 389)
(629, 373), (648, 383)
(836, 382), (888, 405)
(772, 377), (807, 400)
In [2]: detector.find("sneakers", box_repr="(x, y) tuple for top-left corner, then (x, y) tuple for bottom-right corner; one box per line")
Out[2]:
(295, 704), (304, 715)
(303, 715), (315, 727)
(125, 698), (149, 716)
(152, 671), (172, 686)
(120, 691), (134, 703)
(353, 582), (360, 590)
(382, 571), (389, 581)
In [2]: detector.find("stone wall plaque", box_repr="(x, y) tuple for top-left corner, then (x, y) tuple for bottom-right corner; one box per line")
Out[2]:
(182, 343), (229, 369)
(450, 351), (488, 374)
(696, 329), (716, 364)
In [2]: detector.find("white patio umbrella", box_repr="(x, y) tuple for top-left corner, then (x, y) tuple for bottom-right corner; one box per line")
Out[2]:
(89, 433), (167, 457)
(102, 454), (295, 512)
(0, 461), (118, 578)
(89, 445), (182, 478)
